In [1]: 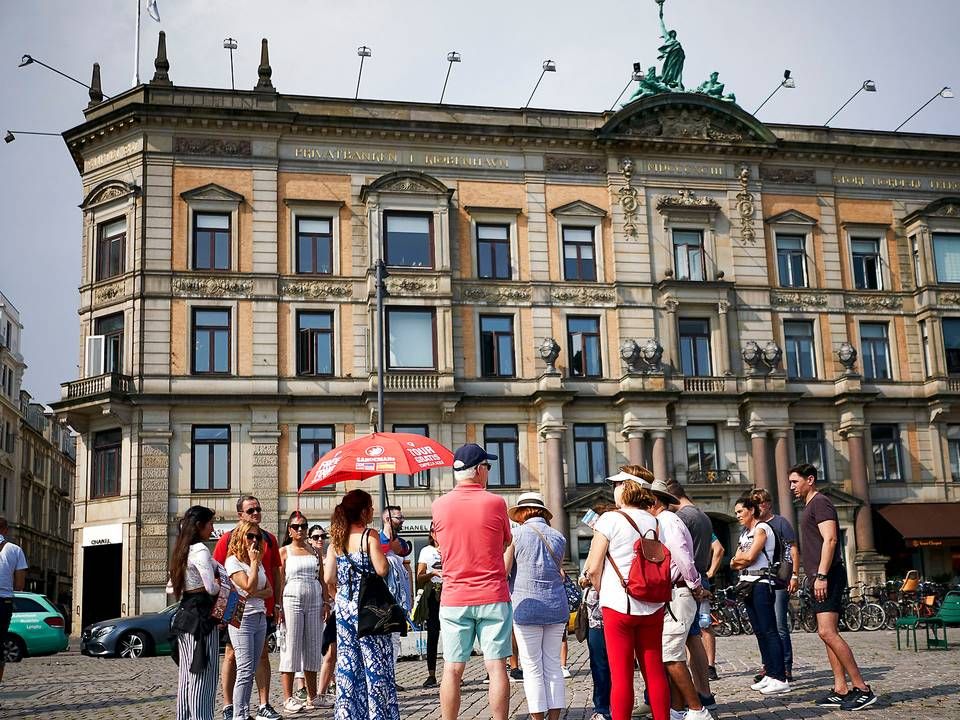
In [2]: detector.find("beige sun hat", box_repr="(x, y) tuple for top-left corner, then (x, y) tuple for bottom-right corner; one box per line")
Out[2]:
(507, 492), (553, 522)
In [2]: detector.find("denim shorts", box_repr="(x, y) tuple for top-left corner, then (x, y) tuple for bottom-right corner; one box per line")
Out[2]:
(439, 602), (513, 663)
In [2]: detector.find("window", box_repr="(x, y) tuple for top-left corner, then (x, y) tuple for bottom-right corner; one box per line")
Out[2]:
(484, 425), (520, 488)
(386, 309), (436, 369)
(392, 424), (430, 489)
(31, 487), (42, 530)
(95, 313), (124, 375)
(192, 426), (230, 492)
(860, 323), (891, 380)
(480, 315), (515, 377)
(91, 428), (121, 499)
(783, 320), (816, 379)
(567, 316), (602, 377)
(679, 319), (711, 376)
(673, 230), (705, 281)
(948, 426), (960, 481)
(574, 424), (607, 485)
(384, 212), (432, 268)
(921, 320), (932, 378)
(851, 237), (881, 290)
(95, 218), (125, 281)
(794, 424), (827, 482)
(297, 311), (334, 376)
(944, 318), (960, 374)
(193, 213), (231, 270)
(776, 234), (807, 287)
(296, 217), (333, 274)
(562, 227), (596, 281)
(13, 597), (45, 614)
(192, 308), (231, 374)
(871, 424), (902, 482)
(911, 235), (923, 286)
(298, 425), (334, 490)
(686, 425), (718, 477)
(933, 233), (960, 284)
(477, 224), (511, 279)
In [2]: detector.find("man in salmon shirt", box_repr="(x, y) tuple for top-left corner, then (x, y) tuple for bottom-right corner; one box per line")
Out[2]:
(432, 443), (512, 720)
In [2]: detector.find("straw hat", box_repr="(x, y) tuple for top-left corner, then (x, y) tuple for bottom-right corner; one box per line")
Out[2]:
(507, 492), (553, 522)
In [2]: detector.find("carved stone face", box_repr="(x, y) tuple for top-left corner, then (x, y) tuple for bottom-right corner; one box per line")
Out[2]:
(539, 337), (561, 364)
(619, 339), (640, 364)
(742, 341), (761, 368)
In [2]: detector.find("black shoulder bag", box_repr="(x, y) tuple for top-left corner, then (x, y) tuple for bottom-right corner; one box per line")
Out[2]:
(344, 529), (407, 638)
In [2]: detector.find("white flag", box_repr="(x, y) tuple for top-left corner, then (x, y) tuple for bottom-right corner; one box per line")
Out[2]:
(146, 0), (160, 22)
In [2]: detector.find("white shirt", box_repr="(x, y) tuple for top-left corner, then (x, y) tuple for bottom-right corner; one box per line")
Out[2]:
(0, 541), (28, 598)
(417, 545), (442, 584)
(594, 508), (663, 616)
(738, 521), (776, 582)
(185, 543), (221, 595)
(656, 510), (702, 589)
(225, 555), (267, 615)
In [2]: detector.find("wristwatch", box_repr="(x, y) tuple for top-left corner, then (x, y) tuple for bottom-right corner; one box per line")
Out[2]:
(815, 573), (828, 581)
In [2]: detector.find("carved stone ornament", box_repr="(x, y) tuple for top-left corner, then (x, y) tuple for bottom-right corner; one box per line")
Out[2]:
(662, 296), (680, 313)
(655, 188), (720, 213)
(551, 286), (616, 303)
(736, 166), (757, 244)
(770, 291), (828, 309)
(638, 338), (664, 372)
(280, 279), (352, 298)
(844, 295), (903, 311)
(626, 107), (745, 143)
(619, 158), (640, 239)
(761, 341), (782, 369)
(836, 341), (858, 372)
(174, 137), (252, 157)
(172, 276), (253, 297)
(381, 178), (432, 193)
(539, 337), (561, 374)
(760, 166), (816, 185)
(94, 282), (124, 304)
(544, 155), (605, 174)
(940, 293), (960, 305)
(620, 339), (642, 373)
(461, 285), (531, 303)
(385, 277), (438, 295)
(741, 341), (764, 371)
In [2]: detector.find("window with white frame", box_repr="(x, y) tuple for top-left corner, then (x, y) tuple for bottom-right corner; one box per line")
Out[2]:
(860, 322), (891, 380)
(776, 234), (807, 287)
(947, 425), (960, 481)
(673, 230), (705, 281)
(870, 424), (902, 482)
(783, 320), (816, 379)
(476, 224), (511, 280)
(911, 235), (923, 286)
(296, 217), (334, 275)
(386, 308), (436, 369)
(851, 236), (882, 290)
(192, 213), (231, 271)
(384, 212), (433, 268)
(562, 226), (597, 281)
(96, 218), (126, 281)
(933, 233), (960, 284)
(942, 318), (960, 374)
(920, 319), (932, 378)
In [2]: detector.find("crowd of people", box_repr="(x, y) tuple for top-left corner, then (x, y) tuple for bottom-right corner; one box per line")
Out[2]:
(168, 446), (879, 720)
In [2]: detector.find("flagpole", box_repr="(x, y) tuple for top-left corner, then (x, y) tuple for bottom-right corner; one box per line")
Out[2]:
(133, 0), (141, 85)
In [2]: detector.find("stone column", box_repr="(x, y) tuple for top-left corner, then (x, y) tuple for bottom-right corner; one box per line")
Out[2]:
(542, 427), (569, 555)
(751, 430), (771, 492)
(718, 300), (732, 375)
(651, 430), (668, 482)
(844, 428), (876, 553)
(772, 430), (796, 526)
(664, 298), (679, 373)
(626, 429), (645, 466)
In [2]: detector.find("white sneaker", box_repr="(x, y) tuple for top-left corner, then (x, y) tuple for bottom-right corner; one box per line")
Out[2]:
(686, 708), (714, 720)
(561, 665), (572, 678)
(282, 697), (304, 715)
(670, 709), (686, 720)
(759, 678), (791, 695)
(750, 676), (772, 691)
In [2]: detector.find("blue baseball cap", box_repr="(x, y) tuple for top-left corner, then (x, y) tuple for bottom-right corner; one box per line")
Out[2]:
(452, 443), (498, 470)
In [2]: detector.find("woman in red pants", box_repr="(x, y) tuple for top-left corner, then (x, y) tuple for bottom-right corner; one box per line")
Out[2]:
(583, 469), (671, 720)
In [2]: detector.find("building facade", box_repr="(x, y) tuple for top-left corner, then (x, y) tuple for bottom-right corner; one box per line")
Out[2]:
(54, 41), (960, 628)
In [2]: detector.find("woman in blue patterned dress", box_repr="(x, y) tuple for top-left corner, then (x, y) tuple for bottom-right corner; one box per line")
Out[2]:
(322, 489), (400, 720)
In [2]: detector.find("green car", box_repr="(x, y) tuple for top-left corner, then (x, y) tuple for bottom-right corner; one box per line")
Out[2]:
(3, 592), (70, 662)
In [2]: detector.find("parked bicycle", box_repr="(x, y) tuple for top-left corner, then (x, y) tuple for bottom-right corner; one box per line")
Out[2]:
(710, 586), (753, 637)
(845, 582), (886, 631)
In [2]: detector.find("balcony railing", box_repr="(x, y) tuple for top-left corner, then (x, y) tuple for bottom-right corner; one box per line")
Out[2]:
(686, 469), (742, 484)
(61, 372), (133, 400)
(683, 376), (727, 393)
(384, 373), (440, 391)
(948, 377), (960, 392)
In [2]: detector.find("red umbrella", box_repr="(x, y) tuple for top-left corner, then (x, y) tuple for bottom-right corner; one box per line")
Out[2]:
(299, 432), (455, 493)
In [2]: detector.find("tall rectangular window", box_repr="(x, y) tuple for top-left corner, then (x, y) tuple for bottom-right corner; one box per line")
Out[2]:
(192, 426), (230, 492)
(794, 424), (827, 482)
(851, 237), (881, 290)
(385, 212), (432, 268)
(392, 424), (430, 489)
(948, 426), (960, 481)
(911, 235), (923, 286)
(920, 320), (932, 378)
(679, 318), (711, 376)
(192, 309), (231, 374)
(193, 213), (231, 271)
(860, 323), (890, 380)
(95, 313), (124, 375)
(386, 309), (436, 369)
(776, 234), (807, 287)
(296, 217), (333, 274)
(298, 425), (335, 490)
(943, 318), (960, 374)
(784, 320), (816, 379)
(562, 227), (596, 281)
(484, 425), (520, 488)
(477, 224), (511, 279)
(297, 311), (334, 376)
(933, 233), (960, 284)
(574, 424), (607, 485)
(96, 218), (125, 281)
(673, 230), (705, 281)
(480, 315), (515, 377)
(871, 424), (902, 482)
(91, 428), (121, 499)
(567, 316), (602, 377)
(686, 425), (718, 478)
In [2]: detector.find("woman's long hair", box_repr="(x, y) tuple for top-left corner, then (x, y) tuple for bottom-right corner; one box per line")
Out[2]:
(227, 519), (261, 562)
(282, 510), (308, 547)
(169, 505), (215, 600)
(329, 489), (373, 554)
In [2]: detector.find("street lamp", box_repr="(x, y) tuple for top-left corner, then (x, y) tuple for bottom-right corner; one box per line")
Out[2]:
(610, 62), (644, 111)
(18, 54), (112, 99)
(439, 50), (461, 104)
(825, 79), (877, 126)
(524, 59), (556, 108)
(355, 45), (371, 100)
(895, 86), (954, 131)
(4, 130), (61, 144)
(753, 69), (795, 115)
(223, 38), (238, 90)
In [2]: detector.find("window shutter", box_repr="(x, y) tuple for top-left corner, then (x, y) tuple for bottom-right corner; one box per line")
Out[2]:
(297, 329), (312, 374)
(85, 335), (105, 377)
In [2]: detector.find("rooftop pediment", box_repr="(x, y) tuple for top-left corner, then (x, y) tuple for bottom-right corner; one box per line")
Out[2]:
(765, 209), (818, 226)
(903, 196), (960, 225)
(179, 183), (245, 203)
(80, 179), (138, 210)
(360, 171), (454, 203)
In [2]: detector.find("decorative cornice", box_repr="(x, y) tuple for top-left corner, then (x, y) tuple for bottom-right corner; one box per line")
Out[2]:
(461, 285), (531, 303)
(385, 277), (439, 295)
(544, 154), (605, 174)
(551, 286), (616, 304)
(93, 282), (124, 304)
(940, 293), (960, 305)
(280, 279), (352, 298)
(770, 291), (828, 309)
(844, 294), (903, 311)
(173, 136), (252, 157)
(760, 166), (816, 184)
(656, 189), (720, 214)
(172, 276), (253, 297)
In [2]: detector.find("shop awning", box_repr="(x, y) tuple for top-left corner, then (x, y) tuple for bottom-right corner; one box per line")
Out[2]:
(878, 503), (960, 542)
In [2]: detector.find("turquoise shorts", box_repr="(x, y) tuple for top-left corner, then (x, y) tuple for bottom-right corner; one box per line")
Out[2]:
(439, 601), (513, 663)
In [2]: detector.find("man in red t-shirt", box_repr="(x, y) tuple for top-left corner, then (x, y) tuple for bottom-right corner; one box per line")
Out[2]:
(432, 443), (512, 720)
(212, 496), (282, 720)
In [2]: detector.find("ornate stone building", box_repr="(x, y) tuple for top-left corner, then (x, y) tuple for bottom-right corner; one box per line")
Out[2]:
(54, 37), (960, 627)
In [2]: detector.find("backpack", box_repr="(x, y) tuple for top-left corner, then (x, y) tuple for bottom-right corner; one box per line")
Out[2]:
(604, 511), (673, 609)
(761, 521), (793, 588)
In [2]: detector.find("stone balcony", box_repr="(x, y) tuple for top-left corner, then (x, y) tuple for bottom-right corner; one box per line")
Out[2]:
(685, 469), (746, 484)
(51, 373), (134, 432)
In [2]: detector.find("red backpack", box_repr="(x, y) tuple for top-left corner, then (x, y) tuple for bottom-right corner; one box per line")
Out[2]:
(605, 510), (673, 608)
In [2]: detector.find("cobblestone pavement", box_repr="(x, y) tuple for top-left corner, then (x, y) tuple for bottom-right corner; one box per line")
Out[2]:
(2, 630), (959, 719)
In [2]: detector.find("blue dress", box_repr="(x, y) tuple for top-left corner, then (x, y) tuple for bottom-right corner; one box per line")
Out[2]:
(334, 549), (400, 720)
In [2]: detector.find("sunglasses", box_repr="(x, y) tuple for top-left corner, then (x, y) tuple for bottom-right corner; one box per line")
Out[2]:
(244, 506), (263, 515)
(289, 523), (307, 531)
(479, 462), (492, 470)
(310, 534), (323, 541)
(604, 479), (624, 487)
(245, 532), (262, 542)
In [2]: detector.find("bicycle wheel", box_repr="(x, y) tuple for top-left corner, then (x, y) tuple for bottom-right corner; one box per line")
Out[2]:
(801, 608), (818, 633)
(861, 603), (885, 631)
(737, 604), (754, 635)
(723, 607), (742, 635)
(882, 601), (900, 630)
(843, 604), (862, 631)
(712, 612), (733, 637)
